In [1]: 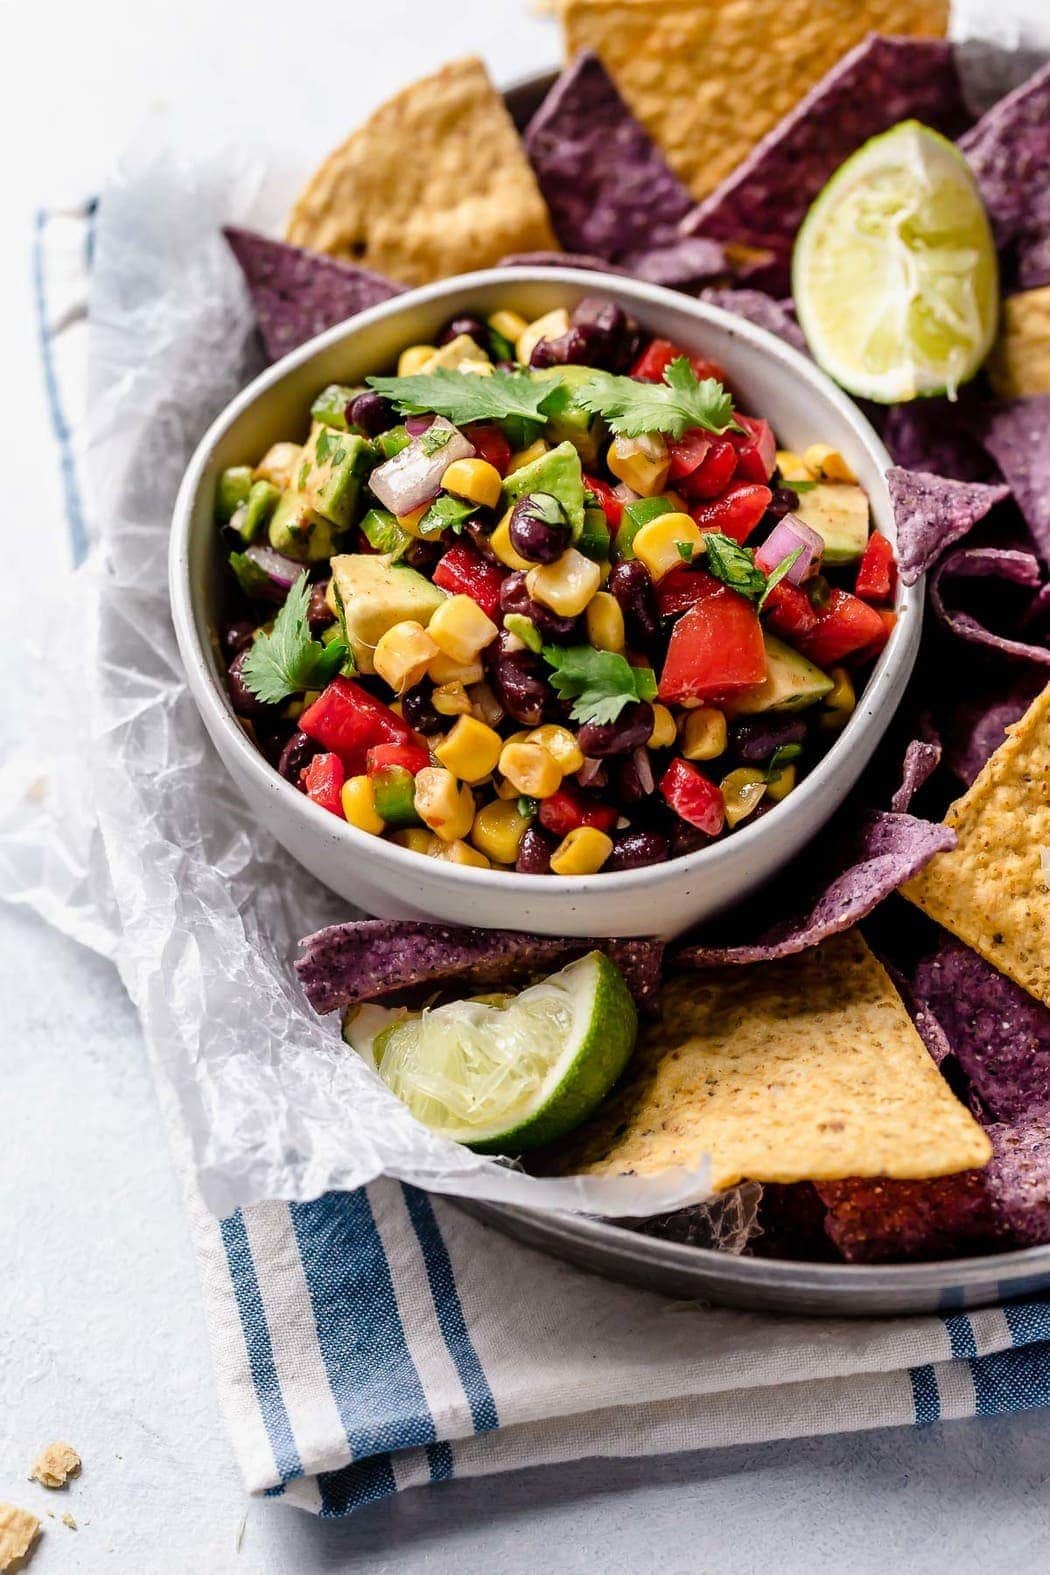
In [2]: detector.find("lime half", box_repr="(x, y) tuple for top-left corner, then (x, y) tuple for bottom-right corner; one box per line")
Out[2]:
(793, 121), (999, 403)
(343, 951), (637, 1152)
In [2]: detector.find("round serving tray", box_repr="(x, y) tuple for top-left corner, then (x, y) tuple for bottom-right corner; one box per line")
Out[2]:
(460, 66), (1050, 1319)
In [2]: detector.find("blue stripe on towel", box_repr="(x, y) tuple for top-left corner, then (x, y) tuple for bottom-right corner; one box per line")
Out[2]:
(32, 209), (90, 567)
(219, 1212), (303, 1482)
(1005, 1301), (1050, 1346)
(909, 1365), (941, 1425)
(944, 1315), (977, 1360)
(316, 1456), (398, 1517)
(971, 1340), (1050, 1416)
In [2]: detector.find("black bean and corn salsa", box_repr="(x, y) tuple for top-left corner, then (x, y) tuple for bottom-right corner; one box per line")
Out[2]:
(218, 297), (898, 876)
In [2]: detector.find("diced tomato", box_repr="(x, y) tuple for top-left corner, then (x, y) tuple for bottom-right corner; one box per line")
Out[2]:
(659, 588), (766, 704)
(691, 482), (772, 545)
(366, 741), (432, 777)
(667, 430), (712, 481)
(762, 579), (819, 641)
(655, 565), (723, 619)
(730, 415), (776, 482)
(584, 474), (624, 530)
(854, 532), (897, 604)
(796, 588), (889, 668)
(659, 758), (725, 836)
(538, 787), (618, 838)
(852, 608), (897, 664)
(463, 422), (512, 476)
(631, 338), (728, 386)
(432, 542), (505, 620)
(300, 678), (416, 774)
(301, 752), (345, 817)
(679, 437), (737, 500)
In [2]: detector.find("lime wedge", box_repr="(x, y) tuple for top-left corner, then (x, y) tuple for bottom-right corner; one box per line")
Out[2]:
(793, 121), (999, 403)
(343, 951), (637, 1152)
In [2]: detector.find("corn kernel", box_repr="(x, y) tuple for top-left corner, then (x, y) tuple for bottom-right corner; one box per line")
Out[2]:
(632, 512), (703, 582)
(820, 666), (856, 732)
(413, 766), (475, 842)
(396, 503), (430, 538)
(429, 651), (485, 686)
(499, 740), (563, 798)
(648, 703), (677, 750)
(680, 707), (728, 761)
(373, 620), (439, 693)
(720, 767), (767, 828)
(340, 775), (385, 835)
(432, 681), (473, 717)
(526, 548), (602, 618)
(488, 308), (529, 345)
(253, 441), (301, 490)
(419, 334), (489, 374)
(435, 715), (503, 783)
(468, 680), (504, 727)
(435, 838), (491, 868)
(398, 344), (436, 376)
(526, 724), (585, 774)
(441, 457), (503, 509)
(765, 762), (797, 803)
(803, 443), (857, 484)
(585, 591), (625, 653)
(505, 439), (549, 476)
(607, 433), (670, 496)
(471, 798), (533, 865)
(494, 774), (522, 799)
(428, 595), (500, 664)
(550, 826), (613, 876)
(775, 449), (809, 482)
(490, 510), (534, 570)
(390, 827), (442, 856)
(516, 308), (570, 366)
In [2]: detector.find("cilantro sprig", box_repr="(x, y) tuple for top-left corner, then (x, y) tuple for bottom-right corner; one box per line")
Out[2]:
(366, 367), (557, 427)
(542, 646), (657, 727)
(699, 533), (804, 611)
(575, 357), (737, 439)
(240, 573), (348, 704)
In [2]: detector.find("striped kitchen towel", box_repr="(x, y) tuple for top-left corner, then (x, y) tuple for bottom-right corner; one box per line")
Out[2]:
(22, 202), (1050, 1519)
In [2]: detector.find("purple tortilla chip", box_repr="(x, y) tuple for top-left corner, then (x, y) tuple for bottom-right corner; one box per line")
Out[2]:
(524, 52), (696, 263)
(891, 737), (943, 813)
(817, 1169), (1008, 1263)
(976, 397), (1050, 566)
(939, 668), (1046, 785)
(499, 250), (632, 276)
(224, 227), (403, 363)
(675, 811), (955, 968)
(887, 467), (1010, 584)
(698, 289), (808, 354)
(684, 36), (967, 296)
(883, 393), (998, 482)
(960, 61), (1050, 290)
(618, 237), (727, 289)
(296, 920), (664, 1015)
(914, 938), (1050, 1121)
(988, 1109), (1050, 1247)
(929, 546), (1050, 666)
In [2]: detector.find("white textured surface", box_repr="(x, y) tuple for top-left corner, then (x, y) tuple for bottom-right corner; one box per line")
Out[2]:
(2, 0), (1049, 1568)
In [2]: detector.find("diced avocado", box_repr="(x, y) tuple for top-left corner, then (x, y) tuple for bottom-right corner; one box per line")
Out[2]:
(329, 553), (447, 674)
(215, 466), (253, 523)
(230, 479), (281, 544)
(371, 765), (420, 828)
(532, 364), (606, 466)
(360, 506), (411, 558)
(791, 483), (869, 566)
(503, 612), (542, 652)
(311, 383), (363, 430)
(614, 495), (676, 561)
(419, 334), (491, 372)
(377, 425), (412, 460)
(299, 422), (376, 530)
(725, 635), (833, 715)
(253, 442), (302, 490)
(501, 440), (585, 535)
(577, 501), (611, 561)
(268, 490), (339, 563)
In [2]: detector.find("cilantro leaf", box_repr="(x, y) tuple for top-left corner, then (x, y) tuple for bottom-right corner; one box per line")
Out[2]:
(676, 540), (696, 563)
(781, 477), (817, 493)
(702, 533), (768, 600)
(419, 493), (478, 537)
(229, 550), (274, 601)
(575, 357), (737, 439)
(757, 547), (804, 611)
(240, 573), (348, 704)
(366, 367), (556, 427)
(542, 645), (657, 726)
(765, 743), (803, 781)
(419, 425), (453, 458)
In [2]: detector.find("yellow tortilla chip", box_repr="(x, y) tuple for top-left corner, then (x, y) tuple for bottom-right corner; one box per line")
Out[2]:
(562, 0), (949, 199)
(986, 287), (1050, 399)
(0, 1503), (40, 1572)
(286, 57), (557, 285)
(904, 682), (1050, 1007)
(547, 932), (989, 1189)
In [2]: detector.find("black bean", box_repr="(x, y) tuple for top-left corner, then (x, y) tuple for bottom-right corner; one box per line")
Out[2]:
(611, 747), (656, 805)
(227, 648), (274, 718)
(222, 620), (255, 658)
(516, 825), (557, 874)
(402, 680), (443, 736)
(462, 517), (501, 563)
(731, 716), (807, 763)
(278, 730), (320, 785)
(607, 559), (659, 648)
(307, 580), (335, 634)
(577, 701), (654, 758)
(508, 493), (571, 564)
(608, 829), (669, 871)
(499, 572), (577, 641)
(670, 820), (716, 858)
(439, 314), (488, 346)
(767, 485), (801, 520)
(487, 633), (550, 726)
(348, 389), (394, 436)
(403, 539), (444, 575)
(528, 326), (590, 368)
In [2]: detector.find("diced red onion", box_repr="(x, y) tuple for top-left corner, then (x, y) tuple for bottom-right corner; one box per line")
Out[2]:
(612, 481), (640, 508)
(755, 514), (824, 584)
(577, 756), (605, 788)
(244, 544), (303, 593)
(631, 746), (655, 796)
(405, 413), (435, 436)
(369, 418), (475, 516)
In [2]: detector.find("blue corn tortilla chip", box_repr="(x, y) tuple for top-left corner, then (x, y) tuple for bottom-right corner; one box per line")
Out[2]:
(224, 227), (403, 363)
(698, 289), (808, 354)
(683, 36), (967, 296)
(976, 396), (1050, 565)
(960, 60), (1050, 291)
(929, 546), (1050, 666)
(891, 736), (943, 813)
(503, 242), (726, 289)
(887, 467), (1011, 584)
(500, 250), (631, 276)
(675, 811), (955, 968)
(939, 668), (1047, 785)
(883, 392), (999, 482)
(296, 919), (664, 1014)
(914, 938), (1050, 1121)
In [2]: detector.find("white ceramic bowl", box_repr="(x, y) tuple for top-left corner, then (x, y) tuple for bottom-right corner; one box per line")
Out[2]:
(171, 267), (921, 939)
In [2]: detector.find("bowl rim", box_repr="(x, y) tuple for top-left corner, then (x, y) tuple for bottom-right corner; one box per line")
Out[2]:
(170, 265), (923, 899)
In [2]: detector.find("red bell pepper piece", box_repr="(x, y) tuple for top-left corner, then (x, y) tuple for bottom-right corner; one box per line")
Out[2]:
(667, 430), (711, 481)
(463, 422), (512, 476)
(366, 741), (432, 776)
(631, 338), (728, 386)
(680, 437), (737, 500)
(659, 758), (725, 835)
(854, 532), (897, 604)
(762, 579), (819, 641)
(583, 474), (624, 530)
(691, 482), (772, 545)
(654, 565), (723, 619)
(659, 588), (766, 703)
(730, 415), (776, 482)
(432, 542), (505, 621)
(796, 588), (889, 668)
(300, 752), (345, 817)
(538, 787), (618, 838)
(300, 678), (416, 774)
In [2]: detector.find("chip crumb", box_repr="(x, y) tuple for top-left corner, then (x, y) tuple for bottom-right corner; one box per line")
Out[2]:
(28, 1442), (81, 1490)
(0, 1503), (41, 1572)
(59, 1515), (76, 1532)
